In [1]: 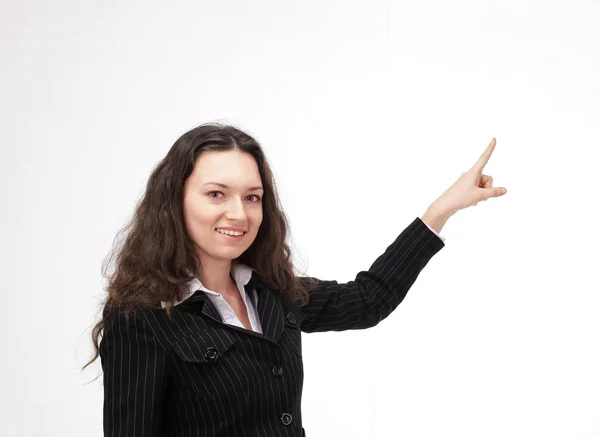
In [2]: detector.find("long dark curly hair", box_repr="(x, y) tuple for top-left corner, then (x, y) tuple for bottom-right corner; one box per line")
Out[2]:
(82, 122), (314, 371)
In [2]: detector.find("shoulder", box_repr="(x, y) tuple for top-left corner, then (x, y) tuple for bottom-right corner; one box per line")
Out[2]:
(101, 305), (173, 352)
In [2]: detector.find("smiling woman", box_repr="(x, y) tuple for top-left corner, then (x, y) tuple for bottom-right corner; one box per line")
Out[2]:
(84, 122), (449, 437)
(182, 149), (265, 274)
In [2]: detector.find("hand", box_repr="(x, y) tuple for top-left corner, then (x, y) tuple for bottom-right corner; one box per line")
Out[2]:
(433, 138), (507, 215)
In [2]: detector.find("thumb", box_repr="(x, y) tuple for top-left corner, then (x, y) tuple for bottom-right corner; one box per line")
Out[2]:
(482, 187), (507, 199)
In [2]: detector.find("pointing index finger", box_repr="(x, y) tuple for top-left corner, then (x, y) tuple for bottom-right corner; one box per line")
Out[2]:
(472, 138), (496, 172)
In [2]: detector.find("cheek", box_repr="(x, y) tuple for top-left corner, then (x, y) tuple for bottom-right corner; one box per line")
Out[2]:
(252, 210), (263, 230)
(184, 206), (216, 235)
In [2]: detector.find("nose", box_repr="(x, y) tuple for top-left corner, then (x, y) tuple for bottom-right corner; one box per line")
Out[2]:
(225, 197), (247, 221)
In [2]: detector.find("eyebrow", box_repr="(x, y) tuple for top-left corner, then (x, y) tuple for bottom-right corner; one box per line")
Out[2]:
(203, 182), (264, 191)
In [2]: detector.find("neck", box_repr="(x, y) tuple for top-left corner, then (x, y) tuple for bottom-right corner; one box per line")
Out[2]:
(198, 259), (238, 296)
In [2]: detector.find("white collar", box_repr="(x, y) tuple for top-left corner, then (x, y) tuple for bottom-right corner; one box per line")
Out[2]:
(161, 261), (255, 308)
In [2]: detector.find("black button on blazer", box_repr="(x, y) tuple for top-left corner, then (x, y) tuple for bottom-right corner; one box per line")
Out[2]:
(99, 217), (445, 436)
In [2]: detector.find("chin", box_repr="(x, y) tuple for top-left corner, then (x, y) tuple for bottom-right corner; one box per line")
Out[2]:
(215, 247), (248, 259)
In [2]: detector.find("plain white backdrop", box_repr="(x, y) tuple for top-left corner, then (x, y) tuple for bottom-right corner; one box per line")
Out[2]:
(1, 0), (599, 435)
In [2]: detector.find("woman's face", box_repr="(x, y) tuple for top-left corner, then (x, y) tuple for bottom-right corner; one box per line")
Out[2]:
(183, 150), (264, 263)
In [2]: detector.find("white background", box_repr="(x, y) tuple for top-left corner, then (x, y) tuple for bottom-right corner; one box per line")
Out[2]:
(1, 0), (599, 436)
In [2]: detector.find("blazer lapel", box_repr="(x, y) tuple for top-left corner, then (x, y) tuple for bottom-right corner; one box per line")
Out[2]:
(253, 279), (285, 343)
(182, 271), (285, 343)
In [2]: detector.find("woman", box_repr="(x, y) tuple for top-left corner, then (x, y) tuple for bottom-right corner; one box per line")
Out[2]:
(83, 123), (506, 436)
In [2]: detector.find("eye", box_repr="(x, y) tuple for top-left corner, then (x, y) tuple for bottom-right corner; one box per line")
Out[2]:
(207, 191), (261, 202)
(207, 191), (224, 198)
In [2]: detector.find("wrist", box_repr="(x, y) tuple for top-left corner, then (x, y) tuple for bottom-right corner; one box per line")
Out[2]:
(420, 202), (454, 234)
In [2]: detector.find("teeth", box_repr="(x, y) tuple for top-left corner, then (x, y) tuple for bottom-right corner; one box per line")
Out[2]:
(216, 228), (244, 236)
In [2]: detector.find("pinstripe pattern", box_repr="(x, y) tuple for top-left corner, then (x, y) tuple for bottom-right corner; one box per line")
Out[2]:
(99, 217), (445, 436)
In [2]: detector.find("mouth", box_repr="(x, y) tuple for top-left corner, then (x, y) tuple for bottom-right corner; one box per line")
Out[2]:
(215, 229), (246, 240)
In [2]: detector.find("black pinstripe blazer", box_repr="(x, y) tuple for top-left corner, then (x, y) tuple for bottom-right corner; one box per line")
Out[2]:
(99, 217), (445, 436)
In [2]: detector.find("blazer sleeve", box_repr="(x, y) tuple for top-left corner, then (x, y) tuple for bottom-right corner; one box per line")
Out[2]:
(99, 307), (171, 436)
(299, 217), (445, 333)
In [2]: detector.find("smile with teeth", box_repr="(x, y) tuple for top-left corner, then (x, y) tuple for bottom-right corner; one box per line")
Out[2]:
(216, 228), (246, 236)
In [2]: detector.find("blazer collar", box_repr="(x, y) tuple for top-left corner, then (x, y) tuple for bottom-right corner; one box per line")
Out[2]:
(164, 263), (287, 343)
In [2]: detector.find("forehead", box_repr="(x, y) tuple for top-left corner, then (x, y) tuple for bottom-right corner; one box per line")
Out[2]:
(189, 150), (262, 187)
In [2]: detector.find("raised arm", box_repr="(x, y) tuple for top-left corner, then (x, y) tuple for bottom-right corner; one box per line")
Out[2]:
(299, 217), (445, 333)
